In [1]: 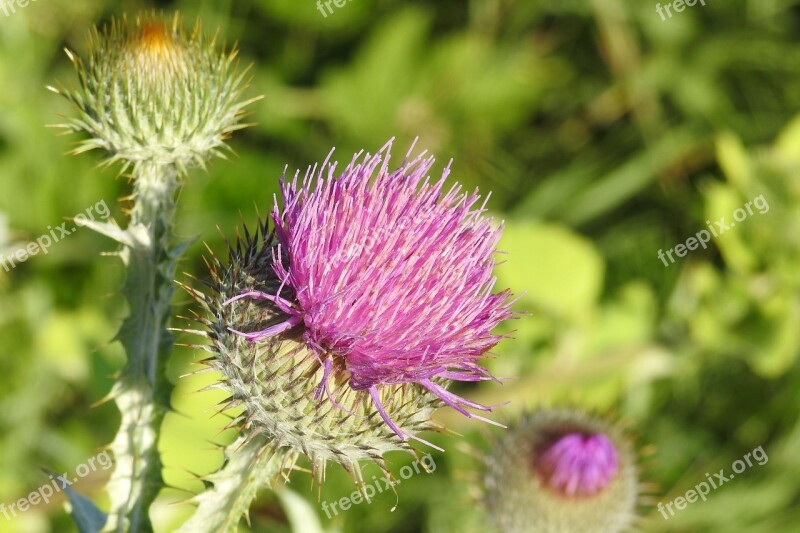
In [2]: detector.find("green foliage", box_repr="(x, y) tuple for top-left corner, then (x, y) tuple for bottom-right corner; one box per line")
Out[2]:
(1, 0), (800, 532)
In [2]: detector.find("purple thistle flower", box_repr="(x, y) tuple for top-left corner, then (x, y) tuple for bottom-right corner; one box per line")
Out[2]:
(535, 432), (619, 497)
(228, 139), (514, 442)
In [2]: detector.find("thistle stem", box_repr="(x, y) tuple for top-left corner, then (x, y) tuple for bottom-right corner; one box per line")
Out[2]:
(104, 162), (180, 532)
(175, 434), (284, 533)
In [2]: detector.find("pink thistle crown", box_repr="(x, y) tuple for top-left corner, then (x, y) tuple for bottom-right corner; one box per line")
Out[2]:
(227, 139), (515, 443)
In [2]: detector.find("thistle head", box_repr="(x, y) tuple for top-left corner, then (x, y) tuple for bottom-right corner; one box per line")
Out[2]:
(52, 13), (256, 174)
(483, 408), (639, 533)
(184, 139), (514, 483)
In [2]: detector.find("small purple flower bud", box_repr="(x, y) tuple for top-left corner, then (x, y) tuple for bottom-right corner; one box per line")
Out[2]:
(484, 409), (639, 533)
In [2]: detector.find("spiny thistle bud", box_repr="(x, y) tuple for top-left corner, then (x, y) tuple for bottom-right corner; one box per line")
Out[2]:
(483, 408), (639, 533)
(51, 13), (256, 173)
(184, 139), (514, 484)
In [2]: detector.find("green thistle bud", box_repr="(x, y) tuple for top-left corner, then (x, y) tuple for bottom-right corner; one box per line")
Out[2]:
(182, 220), (444, 486)
(483, 408), (639, 533)
(51, 13), (256, 174)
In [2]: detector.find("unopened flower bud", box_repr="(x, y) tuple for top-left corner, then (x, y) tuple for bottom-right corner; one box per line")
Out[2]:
(52, 13), (256, 173)
(484, 409), (639, 533)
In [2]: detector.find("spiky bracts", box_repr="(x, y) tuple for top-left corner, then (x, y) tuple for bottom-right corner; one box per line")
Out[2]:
(50, 12), (257, 174)
(483, 409), (639, 533)
(184, 220), (443, 481)
(230, 140), (514, 440)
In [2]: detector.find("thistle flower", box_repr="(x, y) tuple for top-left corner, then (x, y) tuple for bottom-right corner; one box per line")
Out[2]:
(50, 13), (256, 173)
(483, 408), (639, 533)
(184, 139), (514, 485)
(232, 139), (513, 437)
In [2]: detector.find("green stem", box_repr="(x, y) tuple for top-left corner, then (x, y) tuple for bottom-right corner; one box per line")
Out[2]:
(175, 434), (284, 533)
(103, 162), (180, 532)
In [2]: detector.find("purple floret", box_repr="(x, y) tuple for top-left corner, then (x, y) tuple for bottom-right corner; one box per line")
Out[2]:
(229, 139), (514, 442)
(535, 432), (620, 497)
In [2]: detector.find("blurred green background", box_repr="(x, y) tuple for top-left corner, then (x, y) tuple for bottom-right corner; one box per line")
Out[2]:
(1, 0), (800, 531)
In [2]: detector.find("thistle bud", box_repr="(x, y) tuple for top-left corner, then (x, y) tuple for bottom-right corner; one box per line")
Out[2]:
(52, 13), (255, 173)
(483, 409), (639, 533)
